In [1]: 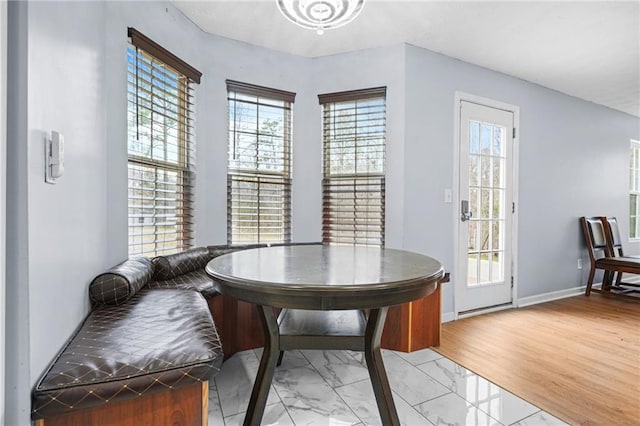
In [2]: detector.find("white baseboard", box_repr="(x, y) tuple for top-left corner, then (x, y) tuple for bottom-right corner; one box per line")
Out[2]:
(442, 312), (455, 323)
(517, 284), (592, 308)
(443, 283), (596, 322)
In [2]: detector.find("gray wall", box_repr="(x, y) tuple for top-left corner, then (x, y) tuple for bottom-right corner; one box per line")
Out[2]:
(7, 1), (109, 423)
(7, 1), (34, 422)
(5, 2), (640, 424)
(6, 2), (314, 423)
(102, 1), (315, 261)
(403, 44), (640, 313)
(311, 46), (408, 249)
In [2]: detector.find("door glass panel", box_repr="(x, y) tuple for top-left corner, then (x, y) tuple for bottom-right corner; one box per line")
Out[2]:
(468, 221), (477, 251)
(470, 121), (480, 154)
(492, 220), (501, 251)
(480, 123), (492, 153)
(467, 119), (508, 287)
(492, 158), (503, 188)
(481, 156), (491, 187)
(480, 221), (489, 251)
(480, 189), (490, 219)
(493, 189), (503, 219)
(493, 127), (504, 156)
(469, 155), (479, 186)
(470, 188), (478, 218)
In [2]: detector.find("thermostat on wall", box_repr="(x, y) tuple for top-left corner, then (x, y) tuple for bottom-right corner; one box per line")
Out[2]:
(45, 130), (64, 184)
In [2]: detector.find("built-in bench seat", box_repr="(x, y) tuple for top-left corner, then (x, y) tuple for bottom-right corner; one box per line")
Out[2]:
(31, 288), (222, 423)
(30, 245), (265, 425)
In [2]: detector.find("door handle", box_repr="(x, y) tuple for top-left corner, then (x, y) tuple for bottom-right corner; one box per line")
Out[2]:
(461, 200), (473, 222)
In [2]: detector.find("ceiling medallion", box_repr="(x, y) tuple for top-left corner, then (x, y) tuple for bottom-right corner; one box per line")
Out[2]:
(277, 0), (365, 35)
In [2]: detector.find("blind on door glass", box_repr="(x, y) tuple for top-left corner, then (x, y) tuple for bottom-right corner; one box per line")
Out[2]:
(127, 28), (200, 257)
(319, 87), (386, 246)
(227, 80), (294, 244)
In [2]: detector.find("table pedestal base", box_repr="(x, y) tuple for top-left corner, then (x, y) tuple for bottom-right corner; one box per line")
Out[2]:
(243, 306), (400, 426)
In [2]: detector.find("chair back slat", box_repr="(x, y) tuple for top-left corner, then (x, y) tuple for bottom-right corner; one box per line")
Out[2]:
(580, 216), (612, 266)
(605, 217), (624, 256)
(585, 217), (607, 249)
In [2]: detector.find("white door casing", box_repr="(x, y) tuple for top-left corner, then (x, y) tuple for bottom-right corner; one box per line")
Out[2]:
(0, 0), (7, 421)
(455, 95), (519, 315)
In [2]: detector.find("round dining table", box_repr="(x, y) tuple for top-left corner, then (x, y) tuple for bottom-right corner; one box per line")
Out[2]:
(206, 244), (444, 426)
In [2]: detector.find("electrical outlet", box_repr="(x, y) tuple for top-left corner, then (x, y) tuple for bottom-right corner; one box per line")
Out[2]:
(577, 258), (583, 270)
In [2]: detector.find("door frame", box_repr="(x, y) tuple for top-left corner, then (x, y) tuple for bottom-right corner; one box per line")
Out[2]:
(453, 92), (520, 319)
(0, 0), (6, 420)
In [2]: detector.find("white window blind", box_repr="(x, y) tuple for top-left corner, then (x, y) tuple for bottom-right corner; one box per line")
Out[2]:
(319, 87), (386, 246)
(227, 80), (294, 245)
(630, 140), (640, 239)
(127, 28), (201, 257)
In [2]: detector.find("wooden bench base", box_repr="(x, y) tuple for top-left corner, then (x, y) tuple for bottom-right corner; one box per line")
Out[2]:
(35, 381), (208, 426)
(381, 282), (443, 351)
(211, 282), (445, 358)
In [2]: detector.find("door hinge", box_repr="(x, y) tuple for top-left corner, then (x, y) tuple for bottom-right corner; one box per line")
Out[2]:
(512, 202), (515, 213)
(511, 276), (514, 287)
(513, 128), (516, 138)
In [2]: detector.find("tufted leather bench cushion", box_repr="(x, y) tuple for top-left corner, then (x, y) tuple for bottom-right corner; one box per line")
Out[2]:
(31, 288), (223, 420)
(151, 247), (212, 281)
(148, 245), (266, 297)
(88, 257), (153, 305)
(147, 268), (219, 299)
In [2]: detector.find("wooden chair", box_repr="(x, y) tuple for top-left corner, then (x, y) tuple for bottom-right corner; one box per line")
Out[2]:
(580, 216), (640, 295)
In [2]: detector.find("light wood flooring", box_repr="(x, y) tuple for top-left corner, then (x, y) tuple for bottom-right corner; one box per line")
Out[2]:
(434, 294), (639, 426)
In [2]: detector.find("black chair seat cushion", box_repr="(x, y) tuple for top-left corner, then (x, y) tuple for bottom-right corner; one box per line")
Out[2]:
(147, 269), (219, 299)
(596, 256), (640, 270)
(31, 289), (223, 420)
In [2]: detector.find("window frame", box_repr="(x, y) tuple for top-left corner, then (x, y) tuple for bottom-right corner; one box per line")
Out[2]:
(630, 139), (640, 240)
(226, 80), (295, 245)
(127, 28), (201, 257)
(319, 86), (387, 247)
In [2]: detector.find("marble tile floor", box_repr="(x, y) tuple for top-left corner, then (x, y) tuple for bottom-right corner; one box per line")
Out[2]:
(208, 347), (569, 426)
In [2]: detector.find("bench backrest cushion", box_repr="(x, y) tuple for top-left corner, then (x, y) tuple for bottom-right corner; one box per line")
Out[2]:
(89, 257), (153, 305)
(148, 269), (219, 299)
(206, 243), (321, 259)
(207, 243), (267, 259)
(152, 247), (212, 280)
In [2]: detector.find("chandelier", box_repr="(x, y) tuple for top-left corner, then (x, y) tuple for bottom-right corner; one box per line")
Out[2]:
(277, 0), (365, 35)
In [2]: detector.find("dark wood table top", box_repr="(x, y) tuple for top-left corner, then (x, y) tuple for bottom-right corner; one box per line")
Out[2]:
(206, 245), (444, 310)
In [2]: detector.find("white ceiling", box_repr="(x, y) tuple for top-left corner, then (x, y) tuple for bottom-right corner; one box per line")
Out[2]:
(173, 0), (640, 117)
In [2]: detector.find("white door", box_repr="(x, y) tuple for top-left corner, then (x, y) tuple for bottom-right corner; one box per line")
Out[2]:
(457, 101), (514, 313)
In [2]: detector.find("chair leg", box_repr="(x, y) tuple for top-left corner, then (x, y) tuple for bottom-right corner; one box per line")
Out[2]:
(602, 271), (612, 292)
(586, 267), (596, 296)
(615, 271), (623, 287)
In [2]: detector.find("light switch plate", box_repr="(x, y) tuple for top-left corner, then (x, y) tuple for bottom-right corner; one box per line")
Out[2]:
(444, 189), (452, 203)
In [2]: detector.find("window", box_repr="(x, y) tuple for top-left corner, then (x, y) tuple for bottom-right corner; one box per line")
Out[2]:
(127, 28), (201, 257)
(630, 140), (640, 239)
(319, 87), (386, 246)
(227, 80), (295, 244)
